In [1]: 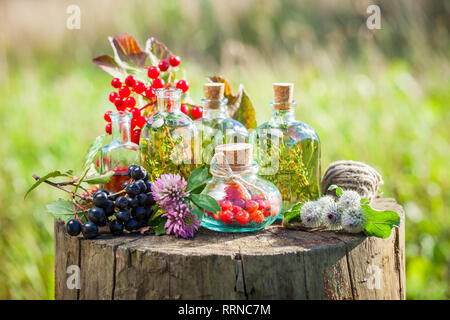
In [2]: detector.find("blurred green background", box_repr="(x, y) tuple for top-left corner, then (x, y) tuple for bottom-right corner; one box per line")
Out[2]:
(0, 0), (448, 299)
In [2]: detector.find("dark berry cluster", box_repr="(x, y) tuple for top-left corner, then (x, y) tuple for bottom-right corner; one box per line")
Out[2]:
(104, 55), (198, 143)
(65, 165), (156, 239)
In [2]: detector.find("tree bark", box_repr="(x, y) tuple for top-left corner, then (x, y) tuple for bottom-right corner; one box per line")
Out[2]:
(54, 198), (405, 300)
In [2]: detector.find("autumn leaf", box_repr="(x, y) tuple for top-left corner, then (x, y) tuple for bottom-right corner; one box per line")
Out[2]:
(109, 33), (148, 68)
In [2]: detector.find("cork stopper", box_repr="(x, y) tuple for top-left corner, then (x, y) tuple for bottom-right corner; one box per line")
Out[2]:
(215, 143), (253, 169)
(273, 83), (294, 110)
(203, 83), (225, 109)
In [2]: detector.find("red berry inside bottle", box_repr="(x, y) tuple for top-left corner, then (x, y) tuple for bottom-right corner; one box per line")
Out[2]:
(245, 200), (259, 213)
(158, 60), (169, 72)
(124, 75), (136, 87)
(220, 200), (233, 212)
(221, 210), (234, 224)
(235, 210), (251, 225)
(169, 55), (181, 67)
(111, 78), (121, 88)
(176, 79), (189, 93)
(147, 66), (160, 79)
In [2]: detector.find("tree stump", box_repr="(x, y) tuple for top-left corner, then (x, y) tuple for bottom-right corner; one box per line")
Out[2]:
(54, 198), (405, 300)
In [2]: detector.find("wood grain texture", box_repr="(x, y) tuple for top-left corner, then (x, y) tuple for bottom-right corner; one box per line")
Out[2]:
(54, 198), (405, 300)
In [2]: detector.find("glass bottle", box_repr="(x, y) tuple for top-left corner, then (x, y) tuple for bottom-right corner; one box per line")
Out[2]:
(251, 83), (321, 211)
(201, 143), (282, 232)
(140, 88), (196, 181)
(100, 111), (139, 191)
(194, 83), (249, 166)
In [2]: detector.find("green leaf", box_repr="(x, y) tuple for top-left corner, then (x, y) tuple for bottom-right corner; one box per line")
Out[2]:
(328, 184), (343, 197)
(283, 202), (303, 224)
(361, 198), (370, 205)
(25, 170), (72, 199)
(46, 199), (76, 222)
(190, 200), (205, 220)
(147, 210), (167, 236)
(83, 134), (107, 169)
(362, 204), (400, 239)
(92, 55), (126, 78)
(187, 165), (210, 193)
(83, 171), (115, 184)
(189, 194), (221, 215)
(154, 222), (166, 236)
(232, 87), (257, 130)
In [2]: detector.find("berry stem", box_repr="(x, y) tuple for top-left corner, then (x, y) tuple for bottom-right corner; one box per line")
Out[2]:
(32, 174), (91, 201)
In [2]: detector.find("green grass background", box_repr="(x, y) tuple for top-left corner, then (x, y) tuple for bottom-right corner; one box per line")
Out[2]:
(0, 0), (448, 299)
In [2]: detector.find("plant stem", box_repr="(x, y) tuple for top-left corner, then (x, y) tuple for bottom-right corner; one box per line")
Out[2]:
(32, 174), (91, 200)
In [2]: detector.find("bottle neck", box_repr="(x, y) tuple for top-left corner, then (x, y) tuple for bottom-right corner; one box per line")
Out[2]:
(271, 108), (296, 123)
(110, 112), (132, 143)
(202, 98), (228, 119)
(156, 88), (182, 114)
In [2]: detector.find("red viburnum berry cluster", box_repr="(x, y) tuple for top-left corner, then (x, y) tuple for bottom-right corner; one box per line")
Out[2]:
(104, 55), (198, 143)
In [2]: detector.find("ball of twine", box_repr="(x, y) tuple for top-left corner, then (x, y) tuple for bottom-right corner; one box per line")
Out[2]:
(321, 160), (383, 201)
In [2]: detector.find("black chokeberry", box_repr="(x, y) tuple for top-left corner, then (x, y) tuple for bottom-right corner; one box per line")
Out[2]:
(109, 220), (124, 236)
(143, 171), (149, 181)
(127, 164), (138, 177)
(130, 166), (146, 180)
(144, 181), (152, 192)
(115, 196), (129, 209)
(126, 182), (140, 197)
(88, 207), (107, 226)
(108, 190), (119, 201)
(82, 221), (99, 239)
(136, 193), (147, 206)
(115, 209), (131, 224)
(128, 197), (139, 208)
(145, 192), (156, 206)
(66, 219), (82, 236)
(132, 206), (147, 220)
(125, 218), (139, 231)
(92, 191), (109, 207)
(103, 200), (115, 217)
(135, 180), (147, 194)
(93, 188), (107, 196)
(121, 180), (130, 190)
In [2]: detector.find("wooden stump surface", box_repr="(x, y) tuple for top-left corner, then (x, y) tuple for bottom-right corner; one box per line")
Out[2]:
(55, 198), (405, 300)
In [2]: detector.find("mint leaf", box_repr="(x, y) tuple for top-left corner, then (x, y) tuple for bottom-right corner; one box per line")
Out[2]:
(84, 171), (115, 184)
(46, 199), (76, 222)
(25, 170), (72, 199)
(328, 184), (343, 197)
(187, 165), (210, 193)
(190, 200), (205, 220)
(362, 204), (400, 238)
(83, 134), (107, 169)
(283, 202), (303, 223)
(189, 194), (220, 215)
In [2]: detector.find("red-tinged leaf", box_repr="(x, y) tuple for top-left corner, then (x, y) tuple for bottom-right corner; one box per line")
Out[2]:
(233, 87), (257, 130)
(109, 33), (147, 68)
(92, 55), (126, 78)
(145, 37), (174, 63)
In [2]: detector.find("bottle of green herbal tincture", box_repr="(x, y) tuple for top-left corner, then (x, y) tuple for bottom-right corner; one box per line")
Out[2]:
(250, 83), (321, 211)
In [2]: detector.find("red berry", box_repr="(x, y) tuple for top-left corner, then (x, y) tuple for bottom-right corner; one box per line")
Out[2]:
(152, 78), (165, 89)
(131, 108), (141, 118)
(114, 98), (124, 109)
(109, 91), (119, 103)
(231, 205), (242, 215)
(133, 81), (146, 94)
(124, 75), (136, 87)
(191, 106), (203, 119)
(104, 111), (112, 122)
(158, 60), (169, 72)
(136, 116), (147, 128)
(147, 66), (160, 79)
(130, 118), (137, 130)
(119, 86), (130, 98)
(169, 55), (181, 67)
(251, 210), (264, 223)
(220, 200), (233, 212)
(176, 79), (189, 93)
(235, 211), (251, 225)
(221, 210), (234, 224)
(245, 200), (259, 213)
(180, 104), (189, 116)
(105, 123), (112, 134)
(124, 96), (136, 108)
(144, 86), (156, 98)
(131, 129), (141, 145)
(111, 78), (121, 88)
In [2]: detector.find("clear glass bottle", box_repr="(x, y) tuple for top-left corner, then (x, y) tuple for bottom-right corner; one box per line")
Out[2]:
(201, 143), (282, 232)
(251, 83), (321, 211)
(100, 111), (139, 191)
(194, 83), (249, 166)
(140, 88), (196, 181)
